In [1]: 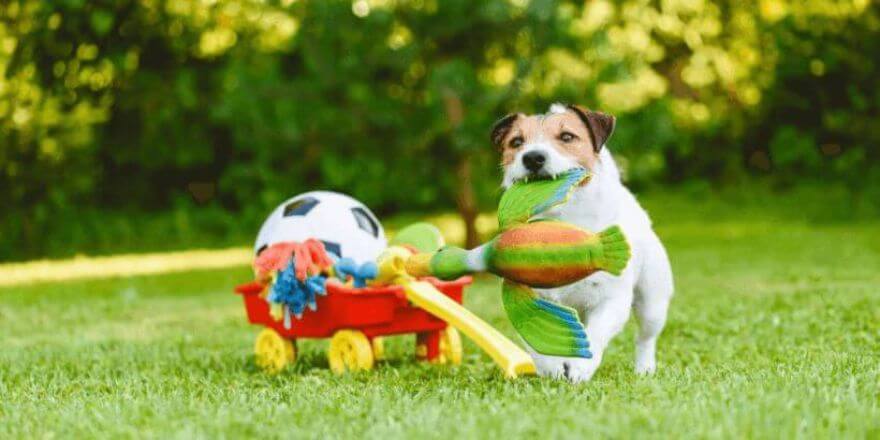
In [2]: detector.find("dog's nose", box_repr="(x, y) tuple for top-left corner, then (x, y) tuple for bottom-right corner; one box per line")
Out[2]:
(522, 151), (547, 172)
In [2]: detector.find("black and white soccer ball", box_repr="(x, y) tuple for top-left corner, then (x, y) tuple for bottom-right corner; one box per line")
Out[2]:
(254, 191), (387, 264)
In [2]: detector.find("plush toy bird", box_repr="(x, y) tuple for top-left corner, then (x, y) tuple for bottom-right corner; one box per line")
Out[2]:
(405, 168), (631, 359)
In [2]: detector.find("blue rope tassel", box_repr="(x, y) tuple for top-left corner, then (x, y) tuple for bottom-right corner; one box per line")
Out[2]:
(268, 260), (328, 326)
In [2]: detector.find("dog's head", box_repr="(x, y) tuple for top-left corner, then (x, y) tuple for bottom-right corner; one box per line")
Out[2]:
(493, 103), (615, 188)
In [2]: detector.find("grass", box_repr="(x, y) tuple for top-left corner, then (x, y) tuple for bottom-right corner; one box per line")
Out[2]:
(2, 191), (879, 439)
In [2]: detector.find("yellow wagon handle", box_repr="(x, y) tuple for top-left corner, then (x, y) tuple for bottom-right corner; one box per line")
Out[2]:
(373, 247), (536, 378)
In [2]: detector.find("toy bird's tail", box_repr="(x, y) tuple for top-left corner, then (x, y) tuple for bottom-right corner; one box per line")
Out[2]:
(595, 226), (631, 276)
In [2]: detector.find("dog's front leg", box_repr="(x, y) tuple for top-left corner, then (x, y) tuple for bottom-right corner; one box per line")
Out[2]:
(564, 290), (632, 382)
(529, 279), (634, 383)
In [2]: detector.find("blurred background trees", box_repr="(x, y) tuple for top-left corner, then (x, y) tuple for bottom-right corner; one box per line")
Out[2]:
(1, 0), (877, 260)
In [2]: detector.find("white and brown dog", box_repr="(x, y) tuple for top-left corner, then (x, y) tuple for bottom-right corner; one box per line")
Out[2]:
(491, 103), (674, 382)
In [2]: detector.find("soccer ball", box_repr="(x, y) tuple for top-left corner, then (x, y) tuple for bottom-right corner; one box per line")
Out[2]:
(254, 191), (387, 264)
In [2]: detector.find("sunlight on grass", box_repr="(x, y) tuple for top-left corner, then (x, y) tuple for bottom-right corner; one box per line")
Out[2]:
(0, 247), (252, 287)
(0, 212), (498, 287)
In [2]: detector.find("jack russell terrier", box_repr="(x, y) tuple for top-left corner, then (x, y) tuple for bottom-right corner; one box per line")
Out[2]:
(491, 103), (674, 382)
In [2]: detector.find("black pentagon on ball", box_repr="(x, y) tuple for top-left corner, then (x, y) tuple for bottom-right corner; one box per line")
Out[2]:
(255, 244), (268, 256)
(283, 197), (320, 217)
(320, 241), (342, 258)
(350, 207), (379, 238)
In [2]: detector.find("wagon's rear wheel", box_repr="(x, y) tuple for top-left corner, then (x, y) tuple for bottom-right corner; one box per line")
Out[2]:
(371, 337), (385, 361)
(437, 327), (462, 365)
(254, 328), (295, 373)
(328, 330), (374, 374)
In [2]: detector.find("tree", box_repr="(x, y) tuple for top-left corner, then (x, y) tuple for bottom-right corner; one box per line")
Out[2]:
(2, 0), (878, 260)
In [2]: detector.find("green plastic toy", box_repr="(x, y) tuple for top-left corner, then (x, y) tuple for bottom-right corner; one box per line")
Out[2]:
(390, 222), (446, 253)
(406, 168), (632, 358)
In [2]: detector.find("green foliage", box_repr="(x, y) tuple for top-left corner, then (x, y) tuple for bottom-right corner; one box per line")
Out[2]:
(1, 0), (878, 260)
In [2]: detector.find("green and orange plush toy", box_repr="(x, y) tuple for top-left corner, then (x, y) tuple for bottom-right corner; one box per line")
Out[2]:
(405, 168), (631, 359)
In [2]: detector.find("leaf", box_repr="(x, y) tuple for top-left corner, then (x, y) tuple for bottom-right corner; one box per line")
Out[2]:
(90, 9), (114, 36)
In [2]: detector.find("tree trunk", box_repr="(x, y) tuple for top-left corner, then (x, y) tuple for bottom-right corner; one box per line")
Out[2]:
(455, 156), (480, 248)
(442, 89), (480, 248)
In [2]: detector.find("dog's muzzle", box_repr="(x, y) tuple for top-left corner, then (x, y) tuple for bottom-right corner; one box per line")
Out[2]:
(522, 151), (547, 173)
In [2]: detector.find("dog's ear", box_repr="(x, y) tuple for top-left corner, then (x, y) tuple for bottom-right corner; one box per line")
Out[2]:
(567, 105), (616, 152)
(490, 113), (520, 148)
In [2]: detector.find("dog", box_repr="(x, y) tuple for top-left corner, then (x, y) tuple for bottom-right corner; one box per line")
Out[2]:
(491, 103), (674, 382)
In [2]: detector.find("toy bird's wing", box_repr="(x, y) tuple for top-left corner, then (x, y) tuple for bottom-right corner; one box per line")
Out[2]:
(497, 168), (589, 229)
(501, 280), (592, 358)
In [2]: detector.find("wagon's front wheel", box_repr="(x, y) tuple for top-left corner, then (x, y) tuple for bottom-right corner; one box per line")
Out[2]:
(254, 328), (295, 373)
(329, 330), (374, 374)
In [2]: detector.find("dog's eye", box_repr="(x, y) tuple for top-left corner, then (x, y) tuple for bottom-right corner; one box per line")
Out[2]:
(509, 136), (524, 148)
(559, 132), (577, 143)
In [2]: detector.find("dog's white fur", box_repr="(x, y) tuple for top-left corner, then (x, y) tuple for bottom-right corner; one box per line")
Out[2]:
(501, 112), (674, 383)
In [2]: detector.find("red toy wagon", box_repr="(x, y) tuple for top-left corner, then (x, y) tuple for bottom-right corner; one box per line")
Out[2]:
(234, 276), (472, 373)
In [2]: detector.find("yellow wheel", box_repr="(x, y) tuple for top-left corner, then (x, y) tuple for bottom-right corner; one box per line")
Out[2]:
(436, 327), (462, 365)
(254, 328), (295, 373)
(328, 330), (374, 374)
(371, 337), (385, 361)
(416, 341), (428, 359)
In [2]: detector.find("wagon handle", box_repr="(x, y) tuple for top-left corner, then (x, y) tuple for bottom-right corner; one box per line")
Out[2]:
(373, 247), (536, 378)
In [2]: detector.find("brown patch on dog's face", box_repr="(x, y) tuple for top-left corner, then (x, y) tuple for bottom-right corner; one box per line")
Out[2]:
(492, 106), (615, 171)
(541, 109), (600, 169)
(566, 105), (616, 155)
(490, 113), (523, 166)
(493, 114), (547, 167)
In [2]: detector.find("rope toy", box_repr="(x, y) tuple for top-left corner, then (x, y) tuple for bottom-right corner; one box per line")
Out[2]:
(254, 239), (334, 328)
(253, 239), (379, 327)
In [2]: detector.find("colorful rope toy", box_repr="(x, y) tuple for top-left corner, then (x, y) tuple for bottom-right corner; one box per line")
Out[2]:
(252, 238), (377, 328)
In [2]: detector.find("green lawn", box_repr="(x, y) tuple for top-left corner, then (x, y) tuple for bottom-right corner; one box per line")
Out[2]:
(2, 192), (879, 438)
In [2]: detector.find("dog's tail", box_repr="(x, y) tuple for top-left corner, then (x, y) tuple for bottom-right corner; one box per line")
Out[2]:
(595, 226), (631, 276)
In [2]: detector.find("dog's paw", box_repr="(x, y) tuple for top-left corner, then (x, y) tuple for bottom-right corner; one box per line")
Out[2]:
(561, 357), (600, 383)
(531, 353), (600, 383)
(634, 358), (656, 375)
(531, 353), (566, 379)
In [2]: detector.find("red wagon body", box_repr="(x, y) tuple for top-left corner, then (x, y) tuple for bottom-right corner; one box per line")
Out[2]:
(235, 276), (471, 371)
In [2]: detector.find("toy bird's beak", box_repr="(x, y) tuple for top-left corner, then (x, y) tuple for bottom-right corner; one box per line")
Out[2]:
(578, 172), (592, 186)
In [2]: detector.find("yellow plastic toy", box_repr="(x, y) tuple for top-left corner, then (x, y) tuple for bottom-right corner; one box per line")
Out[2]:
(373, 246), (536, 378)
